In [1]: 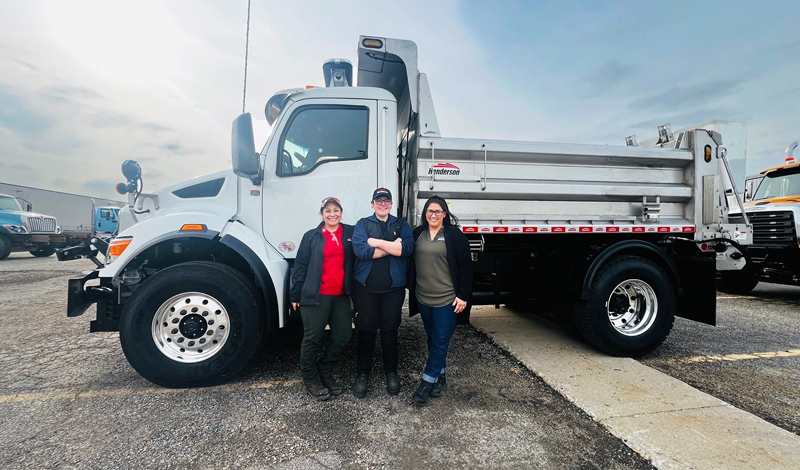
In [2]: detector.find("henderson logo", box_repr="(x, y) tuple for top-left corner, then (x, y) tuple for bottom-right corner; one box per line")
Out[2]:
(428, 162), (461, 176)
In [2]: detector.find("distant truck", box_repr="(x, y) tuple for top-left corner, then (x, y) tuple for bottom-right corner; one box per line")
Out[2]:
(0, 193), (66, 260)
(722, 142), (800, 293)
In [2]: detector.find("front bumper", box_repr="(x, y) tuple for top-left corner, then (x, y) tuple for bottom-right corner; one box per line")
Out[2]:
(67, 271), (120, 331)
(8, 233), (67, 248)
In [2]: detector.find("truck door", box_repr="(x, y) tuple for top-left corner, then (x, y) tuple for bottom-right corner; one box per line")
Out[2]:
(261, 99), (378, 257)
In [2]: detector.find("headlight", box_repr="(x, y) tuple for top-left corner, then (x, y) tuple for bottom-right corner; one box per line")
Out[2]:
(107, 237), (133, 264)
(2, 224), (28, 234)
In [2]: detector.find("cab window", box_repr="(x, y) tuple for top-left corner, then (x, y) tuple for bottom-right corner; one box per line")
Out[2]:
(277, 106), (368, 176)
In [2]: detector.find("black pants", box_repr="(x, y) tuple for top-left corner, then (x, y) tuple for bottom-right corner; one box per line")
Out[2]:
(299, 294), (353, 386)
(352, 286), (405, 374)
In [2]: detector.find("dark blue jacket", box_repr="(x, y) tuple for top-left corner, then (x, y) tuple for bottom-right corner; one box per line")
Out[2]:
(352, 214), (415, 289)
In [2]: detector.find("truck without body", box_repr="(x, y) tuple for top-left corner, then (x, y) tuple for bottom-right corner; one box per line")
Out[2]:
(62, 36), (751, 388)
(721, 142), (800, 293)
(0, 193), (66, 260)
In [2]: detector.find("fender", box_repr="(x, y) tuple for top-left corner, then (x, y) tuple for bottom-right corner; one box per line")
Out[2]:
(220, 221), (290, 329)
(98, 212), (230, 278)
(581, 239), (681, 299)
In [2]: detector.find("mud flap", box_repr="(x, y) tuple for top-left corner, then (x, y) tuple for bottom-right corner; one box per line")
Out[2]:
(674, 252), (716, 326)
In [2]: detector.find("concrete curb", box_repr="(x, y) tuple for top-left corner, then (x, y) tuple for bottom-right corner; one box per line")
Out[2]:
(470, 306), (800, 470)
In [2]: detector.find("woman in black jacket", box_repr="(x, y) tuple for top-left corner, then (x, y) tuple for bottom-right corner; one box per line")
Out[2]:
(290, 197), (354, 401)
(408, 195), (473, 406)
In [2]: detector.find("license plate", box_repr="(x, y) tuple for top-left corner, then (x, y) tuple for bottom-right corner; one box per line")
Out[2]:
(32, 235), (50, 243)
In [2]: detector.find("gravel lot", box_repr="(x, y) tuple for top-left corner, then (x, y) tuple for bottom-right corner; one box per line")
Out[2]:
(0, 253), (654, 469)
(640, 283), (800, 435)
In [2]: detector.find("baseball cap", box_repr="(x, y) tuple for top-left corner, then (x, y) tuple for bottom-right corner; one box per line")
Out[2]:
(371, 188), (392, 202)
(320, 196), (342, 209)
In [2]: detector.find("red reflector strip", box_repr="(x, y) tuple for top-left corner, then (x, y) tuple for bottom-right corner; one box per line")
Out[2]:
(460, 225), (697, 234)
(607, 227), (619, 232)
(523, 227), (537, 233)
(682, 226), (695, 232)
(579, 227), (592, 232)
(493, 227), (508, 232)
(658, 227), (670, 232)
(633, 227), (645, 232)
(552, 227), (565, 232)
(463, 226), (478, 233)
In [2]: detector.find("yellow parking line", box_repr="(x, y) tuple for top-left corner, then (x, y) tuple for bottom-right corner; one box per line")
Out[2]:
(0, 379), (302, 404)
(716, 295), (755, 300)
(671, 349), (800, 364)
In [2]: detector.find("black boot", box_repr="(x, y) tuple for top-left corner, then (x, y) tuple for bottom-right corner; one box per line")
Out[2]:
(321, 377), (343, 396)
(412, 380), (434, 406)
(306, 382), (330, 401)
(430, 373), (446, 398)
(386, 372), (400, 395)
(352, 374), (369, 399)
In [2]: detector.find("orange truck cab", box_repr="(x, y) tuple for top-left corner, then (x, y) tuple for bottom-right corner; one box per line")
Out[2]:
(723, 142), (800, 293)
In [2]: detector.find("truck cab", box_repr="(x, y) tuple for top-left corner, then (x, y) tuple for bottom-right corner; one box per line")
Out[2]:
(723, 143), (800, 293)
(0, 193), (66, 260)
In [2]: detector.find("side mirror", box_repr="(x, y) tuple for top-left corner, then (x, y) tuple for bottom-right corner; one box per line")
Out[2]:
(232, 113), (261, 184)
(26, 203), (32, 212)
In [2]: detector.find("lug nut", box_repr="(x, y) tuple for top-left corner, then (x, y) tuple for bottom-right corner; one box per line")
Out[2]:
(206, 331), (214, 336)
(171, 328), (178, 334)
(208, 320), (214, 325)
(172, 318), (179, 324)
(191, 307), (198, 313)
(177, 337), (184, 343)
(199, 338), (206, 344)
(188, 341), (195, 347)
(202, 311), (209, 317)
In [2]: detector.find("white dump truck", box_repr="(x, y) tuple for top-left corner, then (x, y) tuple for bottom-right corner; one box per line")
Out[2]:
(62, 36), (751, 388)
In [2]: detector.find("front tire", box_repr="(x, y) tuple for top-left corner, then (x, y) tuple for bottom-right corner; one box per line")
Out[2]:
(120, 261), (264, 388)
(29, 246), (56, 257)
(0, 235), (11, 260)
(578, 255), (676, 357)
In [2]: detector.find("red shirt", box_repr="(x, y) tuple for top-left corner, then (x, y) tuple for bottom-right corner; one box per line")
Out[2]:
(319, 225), (345, 296)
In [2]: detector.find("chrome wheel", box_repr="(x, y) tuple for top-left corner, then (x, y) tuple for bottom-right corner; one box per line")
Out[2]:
(605, 279), (658, 337)
(151, 292), (230, 363)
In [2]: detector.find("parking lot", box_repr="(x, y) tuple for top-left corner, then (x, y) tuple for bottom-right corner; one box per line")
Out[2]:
(0, 254), (653, 470)
(2, 254), (799, 469)
(640, 283), (800, 435)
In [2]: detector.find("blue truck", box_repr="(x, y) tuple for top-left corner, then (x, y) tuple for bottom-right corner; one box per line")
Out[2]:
(0, 193), (67, 260)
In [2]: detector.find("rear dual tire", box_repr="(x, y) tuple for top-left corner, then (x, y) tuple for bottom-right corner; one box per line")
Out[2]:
(120, 261), (264, 388)
(577, 255), (676, 357)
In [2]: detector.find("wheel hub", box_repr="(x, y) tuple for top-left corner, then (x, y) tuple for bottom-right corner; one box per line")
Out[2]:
(605, 279), (658, 337)
(151, 292), (231, 363)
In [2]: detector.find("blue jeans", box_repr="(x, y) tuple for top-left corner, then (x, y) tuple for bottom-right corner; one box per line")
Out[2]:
(418, 301), (458, 384)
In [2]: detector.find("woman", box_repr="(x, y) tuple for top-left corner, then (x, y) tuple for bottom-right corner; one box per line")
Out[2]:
(290, 197), (354, 401)
(351, 188), (415, 398)
(408, 196), (473, 406)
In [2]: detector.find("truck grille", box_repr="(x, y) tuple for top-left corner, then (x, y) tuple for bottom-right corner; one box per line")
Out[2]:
(27, 217), (57, 233)
(730, 211), (797, 247)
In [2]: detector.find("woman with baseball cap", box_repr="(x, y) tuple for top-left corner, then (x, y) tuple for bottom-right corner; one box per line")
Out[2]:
(351, 188), (415, 398)
(290, 196), (355, 401)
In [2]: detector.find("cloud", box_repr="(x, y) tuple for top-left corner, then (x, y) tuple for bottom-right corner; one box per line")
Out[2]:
(83, 179), (116, 196)
(160, 142), (192, 155)
(627, 79), (744, 111)
(0, 85), (54, 134)
(628, 108), (741, 130)
(88, 111), (174, 134)
(583, 59), (635, 98)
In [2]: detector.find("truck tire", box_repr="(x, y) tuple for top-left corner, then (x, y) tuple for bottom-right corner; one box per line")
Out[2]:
(716, 270), (758, 295)
(29, 246), (56, 257)
(578, 255), (676, 357)
(120, 261), (264, 388)
(0, 235), (11, 260)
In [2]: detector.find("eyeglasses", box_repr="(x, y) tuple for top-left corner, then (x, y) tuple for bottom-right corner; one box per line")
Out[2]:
(426, 210), (444, 216)
(373, 200), (392, 206)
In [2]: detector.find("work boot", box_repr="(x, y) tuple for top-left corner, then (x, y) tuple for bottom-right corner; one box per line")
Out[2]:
(412, 380), (434, 407)
(385, 371), (400, 395)
(321, 377), (343, 396)
(306, 382), (330, 401)
(429, 373), (446, 398)
(352, 374), (369, 399)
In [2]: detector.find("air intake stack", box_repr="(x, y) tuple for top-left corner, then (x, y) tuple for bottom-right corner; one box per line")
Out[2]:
(323, 59), (353, 87)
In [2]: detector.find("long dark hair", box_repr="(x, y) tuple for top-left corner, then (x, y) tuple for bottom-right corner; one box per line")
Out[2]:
(420, 195), (459, 231)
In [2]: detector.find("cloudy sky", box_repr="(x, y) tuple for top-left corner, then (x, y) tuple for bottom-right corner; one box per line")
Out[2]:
(1, 0), (799, 197)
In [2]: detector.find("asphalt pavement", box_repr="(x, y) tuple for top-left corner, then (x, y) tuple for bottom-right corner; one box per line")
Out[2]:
(0, 253), (653, 470)
(639, 282), (800, 435)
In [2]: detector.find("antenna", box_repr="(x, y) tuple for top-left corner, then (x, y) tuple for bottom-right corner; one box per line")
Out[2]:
(241, 0), (252, 114)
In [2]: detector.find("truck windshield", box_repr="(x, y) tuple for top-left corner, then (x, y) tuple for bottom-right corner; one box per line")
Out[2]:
(753, 168), (800, 200)
(0, 196), (23, 211)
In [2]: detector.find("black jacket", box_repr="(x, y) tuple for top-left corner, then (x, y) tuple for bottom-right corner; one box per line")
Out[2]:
(408, 225), (473, 324)
(290, 223), (354, 305)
